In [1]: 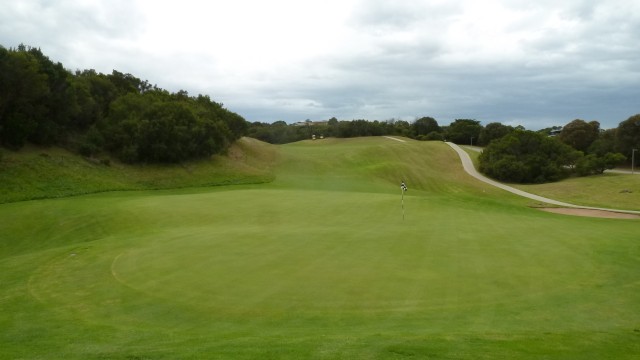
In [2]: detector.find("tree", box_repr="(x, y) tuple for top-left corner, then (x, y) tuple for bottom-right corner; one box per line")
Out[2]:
(558, 119), (600, 152)
(0, 44), (248, 163)
(25, 46), (77, 145)
(446, 119), (483, 145)
(0, 46), (49, 148)
(478, 122), (514, 146)
(615, 114), (640, 159)
(588, 128), (617, 156)
(423, 132), (444, 141)
(479, 130), (582, 183)
(411, 116), (440, 137)
(537, 125), (563, 136)
(326, 117), (339, 137)
(393, 120), (411, 137)
(575, 153), (626, 176)
(107, 70), (152, 96)
(72, 69), (118, 128)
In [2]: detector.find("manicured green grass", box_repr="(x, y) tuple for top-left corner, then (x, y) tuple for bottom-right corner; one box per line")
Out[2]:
(1, 137), (639, 359)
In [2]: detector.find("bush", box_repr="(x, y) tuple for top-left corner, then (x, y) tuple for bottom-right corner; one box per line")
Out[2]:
(576, 153), (626, 176)
(479, 130), (581, 183)
(424, 132), (444, 141)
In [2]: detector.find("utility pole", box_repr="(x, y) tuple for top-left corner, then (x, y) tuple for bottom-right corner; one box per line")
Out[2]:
(633, 149), (638, 174)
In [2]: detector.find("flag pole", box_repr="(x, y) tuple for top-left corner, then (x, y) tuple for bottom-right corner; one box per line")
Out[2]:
(401, 187), (405, 221)
(400, 180), (407, 221)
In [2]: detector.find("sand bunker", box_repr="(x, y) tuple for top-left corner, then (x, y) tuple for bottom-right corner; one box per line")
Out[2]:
(538, 207), (640, 219)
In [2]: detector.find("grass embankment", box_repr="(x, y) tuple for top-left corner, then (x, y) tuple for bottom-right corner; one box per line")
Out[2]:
(1, 137), (639, 359)
(0, 137), (276, 204)
(462, 146), (640, 211)
(515, 174), (640, 211)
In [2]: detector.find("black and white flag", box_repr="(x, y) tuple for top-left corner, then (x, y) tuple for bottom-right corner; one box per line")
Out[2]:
(401, 181), (408, 192)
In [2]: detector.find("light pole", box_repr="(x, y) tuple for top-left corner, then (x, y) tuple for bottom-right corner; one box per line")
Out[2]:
(633, 149), (638, 174)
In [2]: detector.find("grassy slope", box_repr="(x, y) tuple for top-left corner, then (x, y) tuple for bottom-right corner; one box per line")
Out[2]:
(463, 146), (640, 211)
(1, 137), (639, 359)
(515, 174), (640, 211)
(0, 137), (276, 204)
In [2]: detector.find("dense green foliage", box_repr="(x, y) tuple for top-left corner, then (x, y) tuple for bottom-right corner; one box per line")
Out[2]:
(479, 130), (582, 183)
(0, 44), (247, 162)
(444, 118), (483, 145)
(248, 118), (415, 144)
(558, 119), (601, 152)
(479, 124), (629, 183)
(477, 116), (637, 183)
(575, 152), (627, 176)
(479, 122), (516, 145)
(1, 138), (638, 359)
(616, 114), (640, 158)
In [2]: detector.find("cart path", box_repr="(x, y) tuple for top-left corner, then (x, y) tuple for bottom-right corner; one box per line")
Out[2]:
(383, 136), (407, 143)
(446, 142), (640, 215)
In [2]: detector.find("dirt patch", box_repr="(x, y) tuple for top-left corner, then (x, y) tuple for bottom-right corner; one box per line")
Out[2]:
(538, 207), (640, 219)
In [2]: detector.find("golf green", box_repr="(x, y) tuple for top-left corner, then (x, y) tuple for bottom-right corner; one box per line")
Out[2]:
(1, 137), (639, 359)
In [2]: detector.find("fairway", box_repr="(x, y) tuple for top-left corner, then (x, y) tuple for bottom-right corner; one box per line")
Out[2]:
(1, 137), (639, 359)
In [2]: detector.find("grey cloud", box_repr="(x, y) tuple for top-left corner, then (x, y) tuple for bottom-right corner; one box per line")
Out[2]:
(0, 0), (144, 68)
(2, 0), (638, 130)
(352, 0), (460, 30)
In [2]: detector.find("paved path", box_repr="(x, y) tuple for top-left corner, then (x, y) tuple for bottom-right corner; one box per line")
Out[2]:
(383, 136), (407, 143)
(446, 142), (640, 215)
(607, 169), (639, 175)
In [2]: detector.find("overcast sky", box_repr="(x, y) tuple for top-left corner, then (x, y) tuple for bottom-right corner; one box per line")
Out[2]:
(2, 0), (639, 129)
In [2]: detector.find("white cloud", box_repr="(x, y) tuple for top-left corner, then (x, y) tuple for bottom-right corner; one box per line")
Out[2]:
(1, 0), (639, 129)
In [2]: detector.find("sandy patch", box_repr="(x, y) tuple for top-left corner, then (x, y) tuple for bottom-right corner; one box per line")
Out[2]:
(538, 207), (640, 219)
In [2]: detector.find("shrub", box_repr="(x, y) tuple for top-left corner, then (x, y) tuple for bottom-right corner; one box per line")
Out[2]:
(479, 130), (581, 183)
(576, 153), (626, 176)
(424, 132), (444, 141)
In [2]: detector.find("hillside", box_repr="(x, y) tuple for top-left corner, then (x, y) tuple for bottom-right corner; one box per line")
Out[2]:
(0, 137), (276, 204)
(3, 136), (638, 212)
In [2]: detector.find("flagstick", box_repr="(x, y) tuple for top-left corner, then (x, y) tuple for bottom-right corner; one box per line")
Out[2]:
(401, 188), (405, 221)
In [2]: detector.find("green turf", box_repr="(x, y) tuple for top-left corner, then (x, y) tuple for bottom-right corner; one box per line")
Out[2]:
(0, 138), (276, 204)
(1, 137), (639, 359)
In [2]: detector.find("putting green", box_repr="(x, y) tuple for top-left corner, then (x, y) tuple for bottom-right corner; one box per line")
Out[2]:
(2, 137), (640, 359)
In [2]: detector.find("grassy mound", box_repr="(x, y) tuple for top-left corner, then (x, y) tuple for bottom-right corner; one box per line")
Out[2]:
(0, 137), (276, 204)
(1, 137), (638, 359)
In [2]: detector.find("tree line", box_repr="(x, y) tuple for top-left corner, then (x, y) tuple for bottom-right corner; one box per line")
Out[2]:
(0, 44), (247, 163)
(2, 44), (637, 183)
(248, 116), (443, 144)
(249, 115), (639, 183)
(478, 117), (638, 183)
